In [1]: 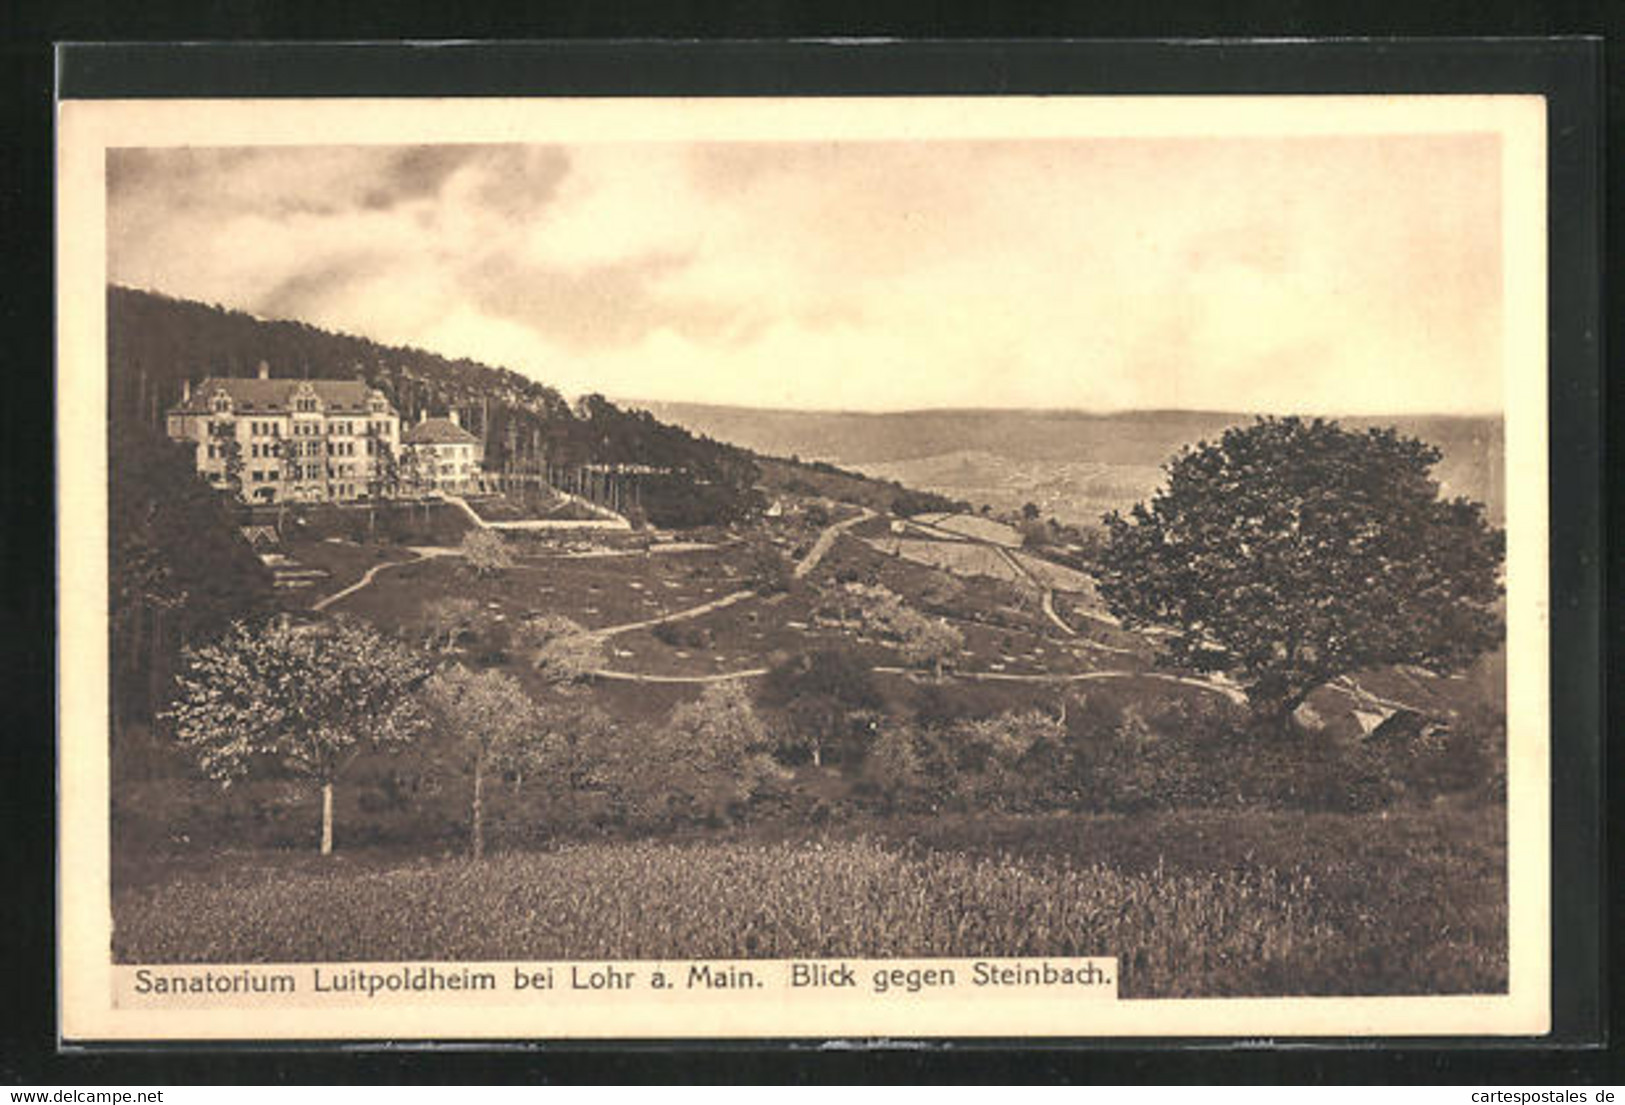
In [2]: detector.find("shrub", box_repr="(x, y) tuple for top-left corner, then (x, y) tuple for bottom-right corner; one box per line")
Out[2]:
(860, 722), (926, 813)
(517, 615), (603, 685)
(601, 683), (784, 829)
(460, 529), (514, 577)
(750, 545), (794, 596)
(652, 621), (712, 649)
(417, 596), (485, 652)
(759, 648), (884, 769)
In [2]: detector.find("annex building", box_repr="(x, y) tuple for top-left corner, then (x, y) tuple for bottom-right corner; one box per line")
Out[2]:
(401, 411), (483, 494)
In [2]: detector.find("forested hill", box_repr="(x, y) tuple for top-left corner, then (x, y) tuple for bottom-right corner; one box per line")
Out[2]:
(106, 285), (757, 487)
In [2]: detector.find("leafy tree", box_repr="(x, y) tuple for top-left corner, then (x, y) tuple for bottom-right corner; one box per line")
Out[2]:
(842, 583), (962, 679)
(760, 648), (883, 767)
(613, 682), (782, 825)
(168, 616), (429, 854)
(1098, 417), (1505, 731)
(941, 709), (1071, 810)
(364, 437), (401, 537)
(517, 614), (604, 685)
(517, 702), (617, 827)
(863, 720), (926, 812)
(460, 528), (514, 577)
(374, 438), (401, 497)
(110, 422), (275, 729)
(398, 446), (425, 498)
(220, 437), (244, 501)
(423, 664), (540, 859)
(273, 437), (302, 531)
(1021, 501), (1041, 520)
(891, 609), (964, 681)
(418, 596), (486, 653)
(748, 541), (794, 595)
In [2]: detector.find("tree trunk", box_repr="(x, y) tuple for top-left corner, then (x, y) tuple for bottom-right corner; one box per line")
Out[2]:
(320, 781), (334, 856)
(471, 757), (485, 861)
(147, 605), (165, 721)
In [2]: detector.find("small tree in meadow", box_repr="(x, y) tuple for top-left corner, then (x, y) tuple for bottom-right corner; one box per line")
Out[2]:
(846, 583), (962, 679)
(461, 529), (515, 577)
(890, 608), (963, 681)
(168, 616), (429, 855)
(624, 681), (781, 824)
(423, 664), (541, 860)
(517, 614), (604, 685)
(419, 596), (486, 653)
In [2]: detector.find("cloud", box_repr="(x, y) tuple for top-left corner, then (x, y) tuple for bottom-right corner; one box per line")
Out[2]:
(106, 134), (1504, 414)
(360, 146), (480, 210)
(256, 253), (391, 320)
(463, 248), (750, 352)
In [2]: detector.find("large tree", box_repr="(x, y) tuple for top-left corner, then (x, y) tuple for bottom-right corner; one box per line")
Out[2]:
(110, 422), (275, 730)
(1097, 417), (1504, 730)
(168, 616), (429, 854)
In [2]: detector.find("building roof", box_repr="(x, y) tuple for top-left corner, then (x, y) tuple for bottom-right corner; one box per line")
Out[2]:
(402, 417), (479, 446)
(171, 377), (389, 416)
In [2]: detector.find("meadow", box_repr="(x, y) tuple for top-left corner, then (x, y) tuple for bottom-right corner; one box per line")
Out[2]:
(111, 803), (1505, 998)
(120, 499), (1508, 1003)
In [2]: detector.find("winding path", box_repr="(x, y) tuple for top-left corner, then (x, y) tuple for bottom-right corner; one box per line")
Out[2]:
(308, 508), (1356, 717)
(440, 491), (629, 531)
(591, 589), (756, 639)
(586, 661), (1248, 702)
(590, 508), (872, 638)
(989, 544), (1078, 638)
(310, 548), (452, 612)
(794, 508), (873, 579)
(591, 667), (769, 684)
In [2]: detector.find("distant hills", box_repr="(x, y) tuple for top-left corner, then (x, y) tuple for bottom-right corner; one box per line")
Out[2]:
(106, 286), (1502, 530)
(634, 401), (1505, 526)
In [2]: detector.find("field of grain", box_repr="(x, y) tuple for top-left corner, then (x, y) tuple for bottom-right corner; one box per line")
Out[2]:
(112, 805), (1505, 999)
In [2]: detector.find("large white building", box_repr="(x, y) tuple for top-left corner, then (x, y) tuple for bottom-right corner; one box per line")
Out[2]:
(165, 363), (402, 503)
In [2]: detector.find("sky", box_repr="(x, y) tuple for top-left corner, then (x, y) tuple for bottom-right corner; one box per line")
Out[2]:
(106, 134), (1504, 414)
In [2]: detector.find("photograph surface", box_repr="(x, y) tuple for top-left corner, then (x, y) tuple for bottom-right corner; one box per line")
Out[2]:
(57, 94), (1550, 1040)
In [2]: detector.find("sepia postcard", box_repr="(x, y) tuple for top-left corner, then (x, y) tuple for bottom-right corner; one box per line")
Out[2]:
(57, 93), (1550, 1041)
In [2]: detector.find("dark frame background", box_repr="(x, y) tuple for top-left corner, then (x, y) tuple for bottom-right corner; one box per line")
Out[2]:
(5, 36), (1607, 1083)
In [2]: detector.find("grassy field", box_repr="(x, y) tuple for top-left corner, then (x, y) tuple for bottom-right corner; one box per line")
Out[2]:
(328, 543), (761, 634)
(111, 803), (1504, 998)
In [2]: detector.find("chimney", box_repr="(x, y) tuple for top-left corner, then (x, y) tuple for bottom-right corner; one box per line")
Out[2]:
(182, 379), (191, 403)
(257, 360), (270, 380)
(449, 409), (461, 428)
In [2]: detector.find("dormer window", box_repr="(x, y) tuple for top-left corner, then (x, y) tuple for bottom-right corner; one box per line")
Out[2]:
(211, 392), (232, 413)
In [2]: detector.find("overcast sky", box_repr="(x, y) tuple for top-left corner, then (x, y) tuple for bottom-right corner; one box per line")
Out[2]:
(107, 135), (1503, 414)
